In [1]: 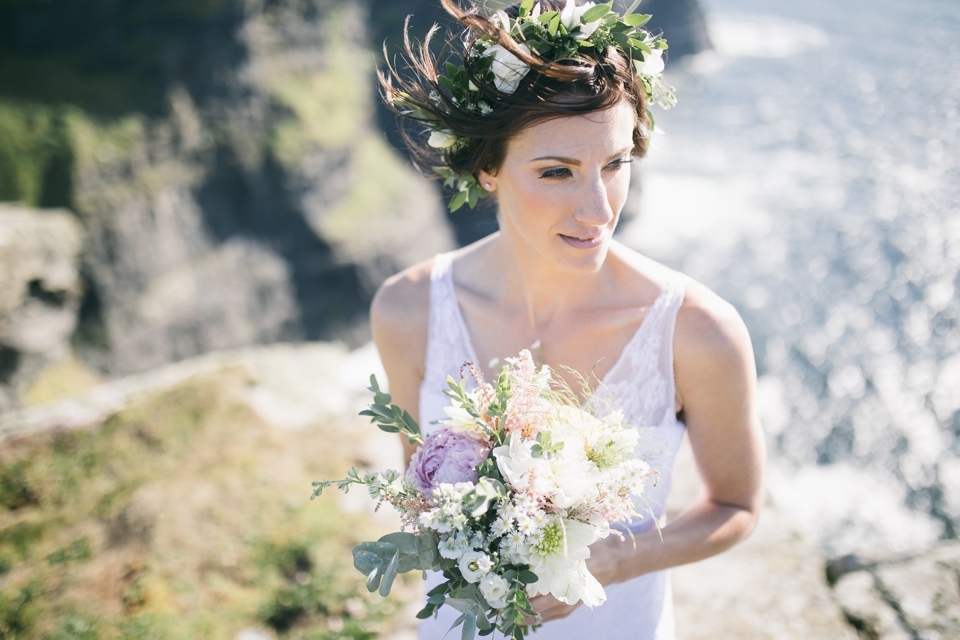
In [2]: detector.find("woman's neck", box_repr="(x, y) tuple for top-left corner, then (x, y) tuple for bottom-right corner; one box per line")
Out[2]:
(476, 231), (620, 335)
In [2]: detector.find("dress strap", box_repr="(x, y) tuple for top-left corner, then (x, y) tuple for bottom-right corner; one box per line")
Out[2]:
(431, 251), (454, 282)
(424, 252), (472, 391)
(658, 271), (689, 414)
(592, 269), (689, 426)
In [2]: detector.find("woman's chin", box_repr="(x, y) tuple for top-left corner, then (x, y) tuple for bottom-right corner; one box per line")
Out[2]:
(552, 238), (610, 274)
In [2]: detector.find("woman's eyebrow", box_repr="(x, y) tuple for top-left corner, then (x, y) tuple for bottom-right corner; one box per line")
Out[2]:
(529, 155), (581, 165)
(528, 148), (632, 165)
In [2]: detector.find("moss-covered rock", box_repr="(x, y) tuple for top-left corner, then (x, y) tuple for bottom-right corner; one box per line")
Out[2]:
(0, 0), (452, 389)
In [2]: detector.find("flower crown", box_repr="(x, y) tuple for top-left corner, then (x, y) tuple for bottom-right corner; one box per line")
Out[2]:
(391, 0), (676, 212)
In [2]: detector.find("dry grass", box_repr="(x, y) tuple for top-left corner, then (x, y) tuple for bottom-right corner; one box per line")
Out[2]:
(0, 367), (413, 639)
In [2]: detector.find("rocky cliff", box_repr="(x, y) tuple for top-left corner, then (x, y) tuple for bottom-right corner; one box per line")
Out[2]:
(0, 0), (453, 410)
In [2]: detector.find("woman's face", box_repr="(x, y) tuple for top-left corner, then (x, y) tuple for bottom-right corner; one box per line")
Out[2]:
(479, 100), (636, 275)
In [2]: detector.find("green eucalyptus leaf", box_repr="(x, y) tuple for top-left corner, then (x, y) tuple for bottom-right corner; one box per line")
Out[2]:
(370, 404), (393, 419)
(369, 375), (392, 404)
(461, 612), (477, 640)
(379, 532), (424, 573)
(622, 13), (651, 27)
(366, 564), (382, 592)
(379, 548), (400, 596)
(352, 540), (400, 586)
(581, 5), (610, 23)
(519, 0), (534, 15)
(518, 569), (538, 583)
(417, 532), (441, 571)
(445, 597), (479, 616)
(353, 549), (381, 575)
(624, 0), (643, 15)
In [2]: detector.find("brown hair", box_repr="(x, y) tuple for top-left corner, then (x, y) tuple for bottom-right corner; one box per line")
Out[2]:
(378, 0), (651, 183)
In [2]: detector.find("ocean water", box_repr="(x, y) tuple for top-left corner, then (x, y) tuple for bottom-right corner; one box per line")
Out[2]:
(622, 0), (960, 557)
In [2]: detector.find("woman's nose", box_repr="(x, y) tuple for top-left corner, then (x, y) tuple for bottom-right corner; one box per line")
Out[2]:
(575, 173), (615, 225)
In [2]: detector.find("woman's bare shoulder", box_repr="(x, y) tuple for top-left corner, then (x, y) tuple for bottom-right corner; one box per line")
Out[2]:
(370, 257), (436, 376)
(676, 278), (751, 356)
(371, 258), (435, 339)
(673, 276), (756, 412)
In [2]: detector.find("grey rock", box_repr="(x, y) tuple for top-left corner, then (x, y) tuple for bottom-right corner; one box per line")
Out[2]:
(828, 543), (960, 639)
(834, 571), (912, 640)
(874, 543), (960, 639)
(0, 205), (84, 410)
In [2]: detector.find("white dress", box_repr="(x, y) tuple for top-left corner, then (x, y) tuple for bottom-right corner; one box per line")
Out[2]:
(417, 252), (687, 640)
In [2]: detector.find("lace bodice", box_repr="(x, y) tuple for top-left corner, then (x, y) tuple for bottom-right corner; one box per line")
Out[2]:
(417, 251), (687, 640)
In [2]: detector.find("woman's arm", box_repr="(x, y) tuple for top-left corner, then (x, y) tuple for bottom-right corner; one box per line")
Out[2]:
(370, 261), (433, 466)
(535, 281), (766, 620)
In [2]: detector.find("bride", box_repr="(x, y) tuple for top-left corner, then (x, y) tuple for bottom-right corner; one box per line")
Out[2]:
(371, 0), (765, 637)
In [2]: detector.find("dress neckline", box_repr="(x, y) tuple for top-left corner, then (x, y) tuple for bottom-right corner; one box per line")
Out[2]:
(443, 256), (672, 396)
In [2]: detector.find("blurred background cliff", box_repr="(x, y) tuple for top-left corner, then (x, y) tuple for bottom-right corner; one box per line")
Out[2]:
(0, 0), (958, 638)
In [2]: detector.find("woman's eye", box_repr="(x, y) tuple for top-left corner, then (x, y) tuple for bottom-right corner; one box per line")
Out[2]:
(606, 158), (633, 171)
(539, 167), (572, 180)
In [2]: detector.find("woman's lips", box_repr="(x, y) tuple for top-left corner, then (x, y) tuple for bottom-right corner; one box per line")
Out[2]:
(559, 233), (602, 249)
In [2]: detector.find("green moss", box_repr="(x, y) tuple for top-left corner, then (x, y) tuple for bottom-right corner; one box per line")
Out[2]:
(45, 613), (102, 640)
(67, 109), (147, 177)
(0, 97), (151, 211)
(0, 581), (43, 639)
(46, 538), (92, 567)
(0, 101), (75, 208)
(268, 10), (371, 167)
(318, 134), (413, 244)
(0, 521), (46, 562)
(0, 459), (40, 510)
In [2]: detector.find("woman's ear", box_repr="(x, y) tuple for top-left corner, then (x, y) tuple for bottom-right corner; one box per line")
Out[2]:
(477, 169), (497, 192)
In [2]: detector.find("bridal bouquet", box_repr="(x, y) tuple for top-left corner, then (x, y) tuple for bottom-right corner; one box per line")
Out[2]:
(311, 350), (655, 640)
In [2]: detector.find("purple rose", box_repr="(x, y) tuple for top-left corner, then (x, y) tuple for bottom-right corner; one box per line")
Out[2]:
(408, 428), (489, 492)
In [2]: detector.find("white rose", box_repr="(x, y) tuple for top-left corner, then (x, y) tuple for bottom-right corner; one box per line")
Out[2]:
(458, 551), (493, 583)
(484, 43), (532, 94)
(479, 573), (510, 608)
(636, 48), (665, 76)
(428, 130), (458, 148)
(560, 0), (602, 40)
(493, 437), (553, 495)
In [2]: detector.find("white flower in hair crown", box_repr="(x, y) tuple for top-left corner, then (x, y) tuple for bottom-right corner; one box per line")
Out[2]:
(395, 0), (676, 212)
